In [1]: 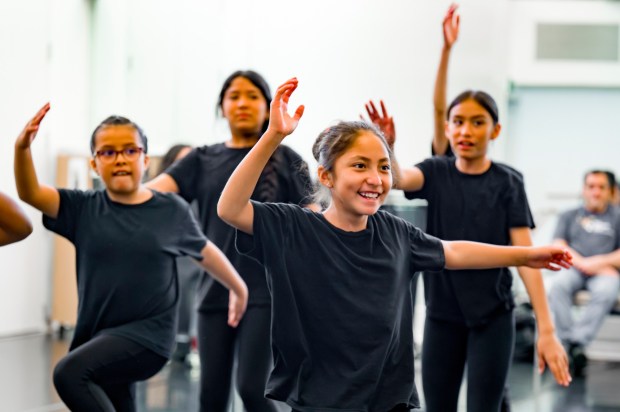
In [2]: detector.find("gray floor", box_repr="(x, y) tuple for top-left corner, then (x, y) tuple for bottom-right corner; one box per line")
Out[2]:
(3, 332), (620, 412)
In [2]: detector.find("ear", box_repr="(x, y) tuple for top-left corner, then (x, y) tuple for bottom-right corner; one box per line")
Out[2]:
(143, 153), (150, 170)
(89, 157), (99, 175)
(490, 123), (502, 141)
(317, 165), (332, 189)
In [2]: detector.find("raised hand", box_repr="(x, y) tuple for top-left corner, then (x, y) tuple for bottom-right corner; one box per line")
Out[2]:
(15, 103), (50, 149)
(443, 3), (460, 50)
(267, 78), (305, 138)
(537, 332), (571, 386)
(525, 246), (573, 271)
(362, 100), (396, 148)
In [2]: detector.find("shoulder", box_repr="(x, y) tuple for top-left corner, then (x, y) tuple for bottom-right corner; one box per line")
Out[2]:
(151, 191), (191, 211)
(491, 162), (524, 180)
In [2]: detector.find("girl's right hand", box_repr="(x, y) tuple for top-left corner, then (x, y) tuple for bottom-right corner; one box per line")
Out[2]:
(15, 103), (50, 149)
(442, 3), (460, 50)
(227, 288), (248, 328)
(267, 78), (305, 139)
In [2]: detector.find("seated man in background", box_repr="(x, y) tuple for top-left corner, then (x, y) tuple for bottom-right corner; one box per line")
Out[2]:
(549, 170), (620, 376)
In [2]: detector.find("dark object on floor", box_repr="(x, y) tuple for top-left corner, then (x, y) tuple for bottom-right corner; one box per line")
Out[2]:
(513, 302), (536, 362)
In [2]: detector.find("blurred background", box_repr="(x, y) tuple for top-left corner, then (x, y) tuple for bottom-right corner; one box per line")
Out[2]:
(1, 0), (620, 410)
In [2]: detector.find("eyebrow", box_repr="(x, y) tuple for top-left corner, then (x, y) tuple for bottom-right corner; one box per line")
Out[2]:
(452, 114), (488, 120)
(350, 155), (390, 162)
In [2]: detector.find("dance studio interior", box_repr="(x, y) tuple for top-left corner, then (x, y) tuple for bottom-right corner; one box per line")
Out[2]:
(2, 0), (620, 411)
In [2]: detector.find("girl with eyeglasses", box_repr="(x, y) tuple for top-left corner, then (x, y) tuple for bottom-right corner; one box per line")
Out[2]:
(14, 103), (248, 412)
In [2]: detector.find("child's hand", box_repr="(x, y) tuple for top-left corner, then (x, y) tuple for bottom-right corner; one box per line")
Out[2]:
(227, 287), (248, 328)
(525, 246), (573, 271)
(15, 103), (50, 149)
(442, 3), (460, 50)
(267, 78), (304, 139)
(361, 99), (396, 148)
(537, 332), (572, 386)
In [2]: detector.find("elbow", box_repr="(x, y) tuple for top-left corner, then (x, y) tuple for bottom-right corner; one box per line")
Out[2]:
(216, 198), (233, 225)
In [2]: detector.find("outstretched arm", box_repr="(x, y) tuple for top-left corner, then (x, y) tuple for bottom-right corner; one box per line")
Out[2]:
(217, 78), (304, 234)
(442, 240), (572, 271)
(14, 103), (60, 218)
(511, 227), (571, 386)
(197, 242), (248, 327)
(0, 192), (33, 245)
(432, 3), (460, 156)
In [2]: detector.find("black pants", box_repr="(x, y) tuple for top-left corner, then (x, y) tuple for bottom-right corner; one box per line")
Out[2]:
(422, 311), (515, 412)
(53, 334), (167, 412)
(198, 306), (277, 412)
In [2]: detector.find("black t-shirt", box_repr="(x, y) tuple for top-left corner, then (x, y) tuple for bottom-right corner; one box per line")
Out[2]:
(43, 189), (207, 358)
(166, 143), (312, 311)
(405, 157), (534, 325)
(236, 202), (445, 412)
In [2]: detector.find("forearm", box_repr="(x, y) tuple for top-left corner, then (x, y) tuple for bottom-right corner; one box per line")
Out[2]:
(443, 240), (530, 270)
(217, 129), (283, 229)
(432, 46), (451, 155)
(200, 242), (248, 299)
(14, 146), (59, 217)
(517, 266), (556, 335)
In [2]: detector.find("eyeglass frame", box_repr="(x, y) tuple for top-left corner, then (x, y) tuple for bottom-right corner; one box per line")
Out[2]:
(93, 146), (145, 163)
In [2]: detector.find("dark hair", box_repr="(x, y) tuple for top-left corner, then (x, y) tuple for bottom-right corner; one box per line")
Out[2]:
(585, 169), (616, 190)
(157, 144), (191, 175)
(447, 90), (499, 125)
(90, 115), (148, 154)
(312, 120), (394, 205)
(217, 70), (272, 134)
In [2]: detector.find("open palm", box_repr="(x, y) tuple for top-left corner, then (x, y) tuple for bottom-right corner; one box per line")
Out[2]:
(16, 103), (50, 149)
(268, 78), (305, 138)
(443, 4), (460, 49)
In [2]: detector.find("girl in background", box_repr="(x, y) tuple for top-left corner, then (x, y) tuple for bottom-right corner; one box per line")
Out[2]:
(147, 70), (312, 412)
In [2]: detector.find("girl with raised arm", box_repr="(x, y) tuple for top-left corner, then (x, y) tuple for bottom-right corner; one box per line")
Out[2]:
(147, 70), (313, 412)
(218, 78), (571, 412)
(14, 103), (247, 412)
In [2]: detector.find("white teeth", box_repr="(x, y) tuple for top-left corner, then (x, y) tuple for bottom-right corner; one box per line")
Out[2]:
(360, 192), (379, 199)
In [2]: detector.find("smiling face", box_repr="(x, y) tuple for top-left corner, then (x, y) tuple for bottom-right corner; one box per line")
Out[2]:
(446, 98), (501, 161)
(221, 76), (269, 138)
(319, 130), (392, 229)
(89, 125), (149, 197)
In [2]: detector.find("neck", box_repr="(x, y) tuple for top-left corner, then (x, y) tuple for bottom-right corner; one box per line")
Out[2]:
(106, 186), (153, 204)
(322, 206), (369, 232)
(227, 132), (260, 148)
(586, 204), (608, 214)
(455, 155), (492, 174)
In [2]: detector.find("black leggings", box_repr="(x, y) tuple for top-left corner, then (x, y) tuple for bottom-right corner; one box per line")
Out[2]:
(53, 334), (167, 412)
(422, 311), (515, 412)
(197, 306), (277, 412)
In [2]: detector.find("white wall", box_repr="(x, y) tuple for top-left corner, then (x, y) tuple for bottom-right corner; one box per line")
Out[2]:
(0, 0), (90, 336)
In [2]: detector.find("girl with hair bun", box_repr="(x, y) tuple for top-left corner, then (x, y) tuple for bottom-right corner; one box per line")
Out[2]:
(218, 77), (572, 412)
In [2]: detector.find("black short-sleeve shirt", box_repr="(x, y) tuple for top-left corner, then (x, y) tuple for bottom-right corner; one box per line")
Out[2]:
(43, 189), (207, 358)
(405, 157), (535, 325)
(236, 202), (445, 412)
(166, 143), (312, 311)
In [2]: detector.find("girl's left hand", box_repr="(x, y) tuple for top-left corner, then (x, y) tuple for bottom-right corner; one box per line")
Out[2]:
(267, 78), (305, 139)
(537, 332), (572, 386)
(362, 99), (396, 148)
(525, 247), (573, 270)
